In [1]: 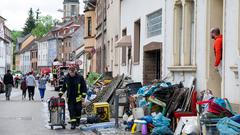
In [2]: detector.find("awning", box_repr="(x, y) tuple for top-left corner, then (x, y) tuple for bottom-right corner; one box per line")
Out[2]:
(144, 42), (162, 52)
(116, 35), (132, 47)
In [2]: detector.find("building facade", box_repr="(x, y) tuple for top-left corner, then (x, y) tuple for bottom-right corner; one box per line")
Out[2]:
(119, 0), (165, 84)
(96, 0), (107, 73)
(0, 16), (13, 77)
(84, 0), (97, 76)
(37, 36), (50, 69)
(163, 0), (240, 108)
(63, 0), (80, 21)
(106, 0), (121, 77)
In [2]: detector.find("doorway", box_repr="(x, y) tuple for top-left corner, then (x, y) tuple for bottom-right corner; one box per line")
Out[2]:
(206, 0), (223, 97)
(143, 42), (162, 84)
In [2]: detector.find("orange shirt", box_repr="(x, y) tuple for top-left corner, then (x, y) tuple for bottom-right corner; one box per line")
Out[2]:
(214, 35), (223, 67)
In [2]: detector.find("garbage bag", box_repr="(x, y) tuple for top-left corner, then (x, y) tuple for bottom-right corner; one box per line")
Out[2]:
(137, 86), (148, 96)
(151, 126), (173, 135)
(140, 115), (153, 123)
(143, 86), (158, 97)
(138, 98), (147, 107)
(153, 113), (171, 127)
(217, 117), (240, 135)
(231, 114), (240, 124)
(213, 98), (226, 108)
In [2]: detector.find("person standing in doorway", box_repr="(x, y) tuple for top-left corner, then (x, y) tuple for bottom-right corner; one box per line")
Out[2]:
(3, 70), (14, 101)
(38, 74), (47, 101)
(211, 28), (223, 77)
(26, 72), (36, 101)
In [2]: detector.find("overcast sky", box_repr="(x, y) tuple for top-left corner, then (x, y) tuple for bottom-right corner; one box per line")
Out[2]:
(0, 0), (84, 31)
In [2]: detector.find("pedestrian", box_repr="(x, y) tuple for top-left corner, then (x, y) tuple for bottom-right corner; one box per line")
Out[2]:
(20, 78), (27, 100)
(211, 27), (223, 77)
(14, 75), (20, 88)
(59, 66), (87, 129)
(26, 72), (36, 101)
(38, 74), (47, 101)
(3, 70), (14, 101)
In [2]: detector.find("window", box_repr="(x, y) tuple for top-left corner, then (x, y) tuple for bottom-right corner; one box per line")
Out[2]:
(147, 9), (162, 37)
(173, 0), (194, 66)
(134, 20), (141, 63)
(122, 29), (127, 65)
(69, 42), (71, 47)
(71, 5), (76, 16)
(114, 35), (119, 65)
(87, 17), (92, 36)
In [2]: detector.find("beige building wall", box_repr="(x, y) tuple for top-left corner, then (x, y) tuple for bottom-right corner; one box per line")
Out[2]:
(20, 35), (35, 50)
(84, 9), (97, 74)
(106, 0), (121, 77)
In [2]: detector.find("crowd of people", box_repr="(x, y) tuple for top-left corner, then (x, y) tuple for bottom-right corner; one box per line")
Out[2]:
(2, 70), (48, 101)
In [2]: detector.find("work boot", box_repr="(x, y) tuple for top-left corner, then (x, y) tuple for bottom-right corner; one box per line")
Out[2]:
(76, 119), (80, 127)
(70, 124), (76, 130)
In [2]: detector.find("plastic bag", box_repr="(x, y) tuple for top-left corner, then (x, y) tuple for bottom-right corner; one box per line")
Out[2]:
(213, 98), (226, 108)
(151, 126), (173, 135)
(138, 98), (147, 107)
(140, 115), (153, 124)
(153, 113), (171, 127)
(217, 117), (240, 135)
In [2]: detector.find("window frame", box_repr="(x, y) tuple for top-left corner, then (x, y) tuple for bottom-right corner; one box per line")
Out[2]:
(147, 9), (162, 38)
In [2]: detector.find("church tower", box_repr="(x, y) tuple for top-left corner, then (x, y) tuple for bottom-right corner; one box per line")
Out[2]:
(63, 0), (80, 21)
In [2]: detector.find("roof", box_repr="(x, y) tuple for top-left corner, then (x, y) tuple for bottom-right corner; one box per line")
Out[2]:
(0, 16), (6, 22)
(0, 36), (9, 43)
(17, 34), (31, 44)
(38, 32), (53, 42)
(19, 39), (36, 53)
(52, 21), (74, 32)
(84, 0), (96, 12)
(64, 0), (79, 3)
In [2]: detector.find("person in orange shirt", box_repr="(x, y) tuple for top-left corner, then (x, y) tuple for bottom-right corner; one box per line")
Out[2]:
(211, 28), (223, 77)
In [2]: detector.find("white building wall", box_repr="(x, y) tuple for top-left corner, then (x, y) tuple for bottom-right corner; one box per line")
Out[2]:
(0, 40), (6, 76)
(224, 0), (240, 104)
(38, 41), (49, 67)
(120, 0), (165, 83)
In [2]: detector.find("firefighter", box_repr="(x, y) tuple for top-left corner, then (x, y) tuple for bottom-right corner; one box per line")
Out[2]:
(58, 66), (87, 129)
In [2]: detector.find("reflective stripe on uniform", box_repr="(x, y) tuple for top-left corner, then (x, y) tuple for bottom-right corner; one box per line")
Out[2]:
(82, 93), (86, 96)
(70, 119), (76, 122)
(78, 84), (80, 94)
(76, 95), (82, 102)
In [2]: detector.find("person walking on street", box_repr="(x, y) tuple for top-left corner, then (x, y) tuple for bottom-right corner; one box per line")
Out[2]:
(26, 72), (36, 101)
(59, 66), (87, 129)
(38, 74), (47, 101)
(3, 70), (14, 101)
(211, 27), (223, 77)
(20, 78), (27, 100)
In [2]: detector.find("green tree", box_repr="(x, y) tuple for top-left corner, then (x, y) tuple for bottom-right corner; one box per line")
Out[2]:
(32, 15), (57, 38)
(11, 30), (22, 44)
(23, 8), (36, 36)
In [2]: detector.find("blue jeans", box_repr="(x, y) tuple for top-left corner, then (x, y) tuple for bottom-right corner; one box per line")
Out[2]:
(39, 88), (46, 99)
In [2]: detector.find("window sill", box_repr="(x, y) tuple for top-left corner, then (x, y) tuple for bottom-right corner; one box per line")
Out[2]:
(133, 62), (140, 65)
(230, 65), (239, 79)
(168, 65), (197, 72)
(121, 63), (126, 66)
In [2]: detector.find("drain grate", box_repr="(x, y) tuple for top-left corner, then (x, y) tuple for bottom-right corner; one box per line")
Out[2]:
(0, 116), (32, 121)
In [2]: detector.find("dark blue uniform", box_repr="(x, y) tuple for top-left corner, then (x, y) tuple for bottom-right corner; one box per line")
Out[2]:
(60, 73), (87, 126)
